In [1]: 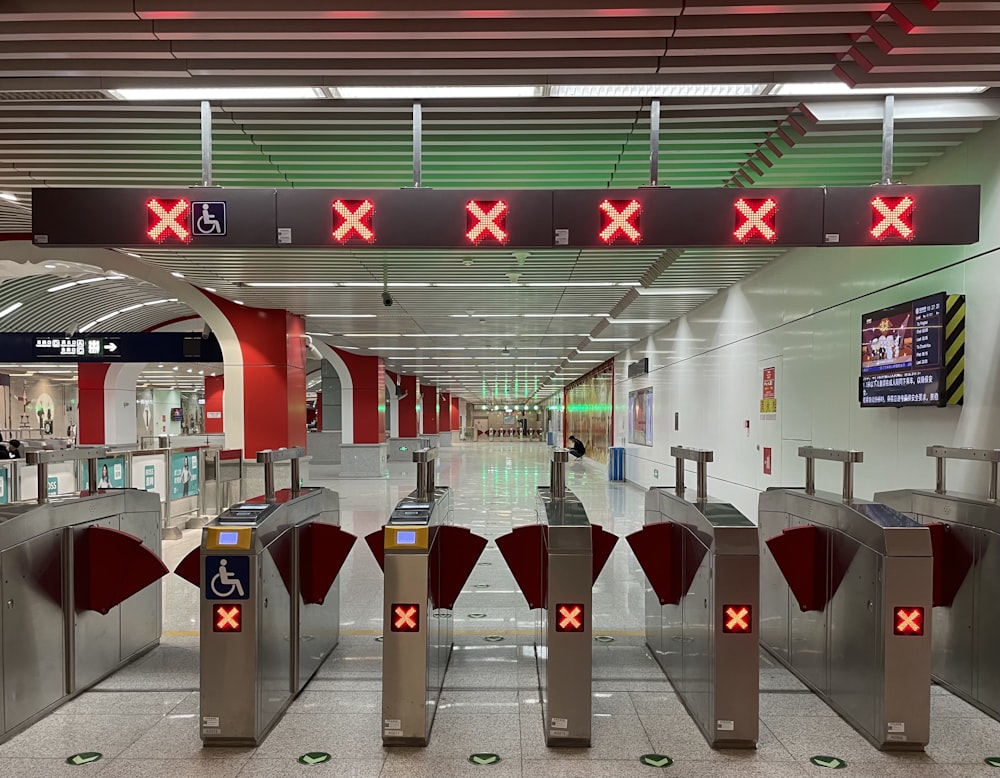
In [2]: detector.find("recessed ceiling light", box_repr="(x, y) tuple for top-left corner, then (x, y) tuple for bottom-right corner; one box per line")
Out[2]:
(109, 86), (326, 101)
(171, 272), (185, 278)
(606, 318), (666, 324)
(250, 282), (339, 288)
(550, 84), (767, 98)
(307, 313), (376, 318)
(334, 85), (540, 99)
(0, 302), (23, 318)
(636, 287), (718, 296)
(0, 192), (17, 202)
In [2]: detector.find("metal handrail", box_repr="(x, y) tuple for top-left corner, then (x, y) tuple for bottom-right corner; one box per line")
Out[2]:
(670, 445), (713, 500)
(926, 445), (1000, 500)
(256, 446), (306, 501)
(798, 446), (864, 501)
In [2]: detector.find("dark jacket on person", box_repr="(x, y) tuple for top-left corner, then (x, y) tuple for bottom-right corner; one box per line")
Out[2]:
(570, 439), (586, 457)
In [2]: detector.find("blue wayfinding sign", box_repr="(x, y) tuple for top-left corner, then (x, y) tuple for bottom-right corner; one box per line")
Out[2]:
(192, 201), (227, 236)
(205, 556), (249, 600)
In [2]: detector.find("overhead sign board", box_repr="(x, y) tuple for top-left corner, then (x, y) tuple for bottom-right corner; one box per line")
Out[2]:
(2, 332), (223, 363)
(31, 185), (981, 249)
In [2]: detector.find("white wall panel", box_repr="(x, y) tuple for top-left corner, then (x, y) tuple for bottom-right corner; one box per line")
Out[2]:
(615, 119), (1000, 522)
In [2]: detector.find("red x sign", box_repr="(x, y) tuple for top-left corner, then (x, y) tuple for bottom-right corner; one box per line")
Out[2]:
(734, 197), (778, 242)
(391, 603), (420, 632)
(332, 199), (375, 242)
(147, 198), (191, 243)
(555, 603), (584, 632)
(466, 200), (508, 244)
(871, 195), (915, 240)
(722, 605), (751, 634)
(214, 604), (241, 632)
(599, 199), (641, 243)
(894, 607), (923, 636)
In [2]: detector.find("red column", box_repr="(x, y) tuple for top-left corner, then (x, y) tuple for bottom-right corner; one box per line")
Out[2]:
(209, 294), (306, 456)
(204, 374), (224, 434)
(396, 374), (418, 437)
(420, 384), (438, 434)
(78, 363), (110, 445)
(439, 392), (451, 432)
(334, 348), (386, 444)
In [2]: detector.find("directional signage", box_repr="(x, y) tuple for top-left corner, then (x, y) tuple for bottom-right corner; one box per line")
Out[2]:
(468, 753), (501, 765)
(66, 752), (102, 766)
(985, 756), (1000, 768)
(639, 754), (673, 768)
(2, 332), (223, 363)
(298, 752), (332, 765)
(31, 185), (980, 249)
(810, 756), (847, 769)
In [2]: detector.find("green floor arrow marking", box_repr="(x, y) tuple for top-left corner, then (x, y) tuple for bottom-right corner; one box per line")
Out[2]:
(810, 755), (847, 769)
(298, 752), (332, 765)
(484, 635), (504, 642)
(374, 636), (384, 643)
(469, 753), (501, 765)
(639, 753), (673, 768)
(985, 757), (1000, 768)
(474, 583), (490, 588)
(468, 613), (487, 618)
(594, 635), (616, 643)
(66, 752), (102, 766)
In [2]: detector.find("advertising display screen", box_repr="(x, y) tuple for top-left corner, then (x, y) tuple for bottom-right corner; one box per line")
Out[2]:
(860, 292), (962, 408)
(628, 387), (653, 446)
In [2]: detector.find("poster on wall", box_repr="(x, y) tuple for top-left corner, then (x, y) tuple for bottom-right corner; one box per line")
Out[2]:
(628, 387), (654, 446)
(83, 456), (127, 490)
(170, 451), (199, 499)
(760, 366), (777, 418)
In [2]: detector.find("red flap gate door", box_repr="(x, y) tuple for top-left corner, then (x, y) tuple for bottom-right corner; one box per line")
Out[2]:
(496, 524), (547, 610)
(300, 523), (357, 606)
(77, 526), (169, 614)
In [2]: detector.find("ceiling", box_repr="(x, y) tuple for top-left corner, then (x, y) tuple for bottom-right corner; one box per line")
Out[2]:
(0, 1), (998, 402)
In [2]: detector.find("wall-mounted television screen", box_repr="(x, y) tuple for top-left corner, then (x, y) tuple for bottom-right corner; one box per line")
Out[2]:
(859, 291), (964, 408)
(628, 387), (653, 446)
(170, 407), (183, 421)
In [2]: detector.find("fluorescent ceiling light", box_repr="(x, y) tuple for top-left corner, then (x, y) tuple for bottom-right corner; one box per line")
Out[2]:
(772, 83), (989, 96)
(606, 318), (666, 324)
(523, 313), (591, 318)
(251, 282), (339, 288)
(589, 337), (638, 342)
(581, 350), (618, 354)
(341, 282), (430, 288)
(432, 282), (520, 288)
(47, 275), (124, 293)
(0, 192), (17, 202)
(450, 313), (518, 318)
(0, 302), (23, 318)
(402, 333), (458, 338)
(461, 333), (517, 337)
(349, 333), (400, 337)
(307, 313), (376, 318)
(368, 346), (415, 350)
(417, 347), (466, 351)
(551, 84), (766, 98)
(636, 287), (718, 296)
(526, 282), (616, 288)
(110, 87), (326, 101)
(334, 85), (540, 100)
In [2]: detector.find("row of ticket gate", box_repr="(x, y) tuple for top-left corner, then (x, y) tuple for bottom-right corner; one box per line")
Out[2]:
(3, 440), (1000, 755)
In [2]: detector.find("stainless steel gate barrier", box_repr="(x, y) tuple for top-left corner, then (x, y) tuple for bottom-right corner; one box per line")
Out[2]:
(497, 449), (619, 747)
(760, 446), (932, 750)
(627, 447), (759, 748)
(0, 453), (166, 742)
(364, 448), (487, 746)
(173, 446), (355, 746)
(876, 445), (1000, 721)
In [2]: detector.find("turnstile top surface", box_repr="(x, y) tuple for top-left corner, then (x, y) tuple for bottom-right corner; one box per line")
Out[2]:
(537, 486), (589, 527)
(875, 488), (1000, 534)
(205, 488), (337, 551)
(646, 487), (757, 555)
(759, 488), (930, 556)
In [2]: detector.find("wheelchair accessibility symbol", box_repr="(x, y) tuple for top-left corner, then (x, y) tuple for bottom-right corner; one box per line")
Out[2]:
(205, 555), (249, 600)
(192, 201), (227, 236)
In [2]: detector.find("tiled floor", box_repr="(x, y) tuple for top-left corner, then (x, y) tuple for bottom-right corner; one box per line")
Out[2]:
(4, 441), (998, 776)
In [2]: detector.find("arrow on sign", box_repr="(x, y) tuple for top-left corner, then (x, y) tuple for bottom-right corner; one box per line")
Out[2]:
(468, 753), (501, 765)
(639, 753), (673, 767)
(104, 342), (117, 352)
(298, 752), (332, 765)
(66, 752), (102, 765)
(985, 757), (1000, 767)
(810, 756), (847, 769)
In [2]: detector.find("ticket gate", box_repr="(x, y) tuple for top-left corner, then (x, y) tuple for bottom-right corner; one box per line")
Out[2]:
(364, 448), (487, 746)
(0, 448), (166, 742)
(174, 447), (355, 746)
(496, 449), (619, 747)
(760, 446), (932, 751)
(627, 447), (759, 748)
(876, 445), (1000, 722)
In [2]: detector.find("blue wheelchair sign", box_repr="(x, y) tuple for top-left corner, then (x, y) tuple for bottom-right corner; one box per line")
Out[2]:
(205, 555), (249, 600)
(192, 201), (227, 236)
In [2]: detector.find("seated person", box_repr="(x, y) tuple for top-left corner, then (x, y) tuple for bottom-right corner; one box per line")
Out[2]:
(567, 435), (586, 459)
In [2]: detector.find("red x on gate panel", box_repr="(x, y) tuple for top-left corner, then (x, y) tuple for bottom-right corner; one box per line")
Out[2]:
(147, 198), (191, 243)
(466, 200), (508, 244)
(214, 604), (241, 632)
(722, 604), (752, 634)
(734, 197), (778, 243)
(894, 606), (924, 636)
(871, 195), (915, 241)
(332, 199), (375, 242)
(391, 603), (420, 632)
(598, 199), (641, 243)
(555, 603), (584, 632)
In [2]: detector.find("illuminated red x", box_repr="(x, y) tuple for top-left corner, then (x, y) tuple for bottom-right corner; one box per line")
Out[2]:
(871, 195), (915, 240)
(214, 605), (241, 632)
(895, 607), (923, 636)
(332, 199), (375, 242)
(466, 200), (508, 244)
(147, 198), (191, 243)
(734, 197), (778, 242)
(556, 604), (584, 632)
(723, 605), (751, 634)
(599, 199), (641, 243)
(392, 604), (419, 632)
